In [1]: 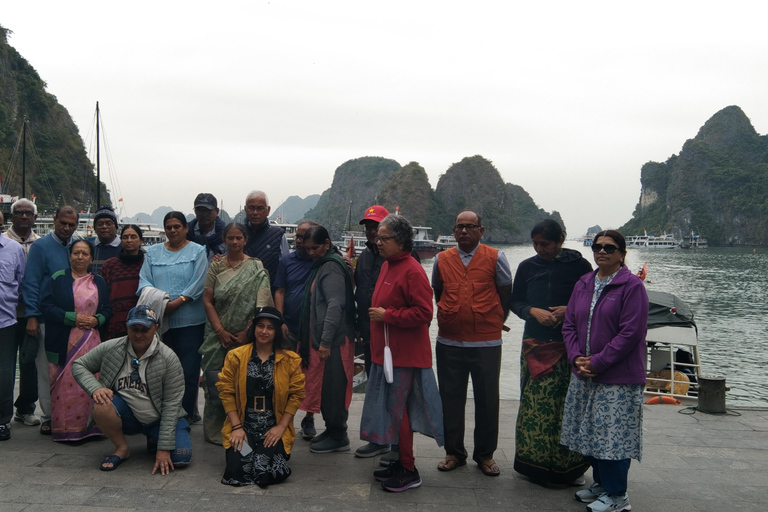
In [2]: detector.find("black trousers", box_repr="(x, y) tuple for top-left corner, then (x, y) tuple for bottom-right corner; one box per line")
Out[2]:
(320, 344), (348, 440)
(0, 322), (38, 424)
(436, 343), (501, 463)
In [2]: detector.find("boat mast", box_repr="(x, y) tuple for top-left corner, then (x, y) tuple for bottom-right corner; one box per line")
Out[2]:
(96, 101), (101, 208)
(21, 117), (27, 197)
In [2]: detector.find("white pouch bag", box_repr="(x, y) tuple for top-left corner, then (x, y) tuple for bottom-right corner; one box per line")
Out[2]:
(383, 324), (394, 384)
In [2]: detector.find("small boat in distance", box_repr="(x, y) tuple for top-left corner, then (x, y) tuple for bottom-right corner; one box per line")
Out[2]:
(680, 232), (708, 249)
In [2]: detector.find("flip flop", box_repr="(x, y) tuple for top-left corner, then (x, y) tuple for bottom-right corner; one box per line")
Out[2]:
(39, 420), (52, 435)
(477, 458), (500, 476)
(437, 454), (466, 472)
(100, 455), (127, 472)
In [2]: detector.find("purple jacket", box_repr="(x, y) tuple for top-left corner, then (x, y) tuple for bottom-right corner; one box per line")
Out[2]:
(562, 265), (648, 385)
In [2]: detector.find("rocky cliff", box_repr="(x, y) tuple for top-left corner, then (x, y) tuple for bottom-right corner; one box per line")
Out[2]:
(619, 106), (768, 245)
(0, 26), (109, 209)
(307, 154), (562, 243)
(269, 194), (320, 224)
(304, 156), (400, 235)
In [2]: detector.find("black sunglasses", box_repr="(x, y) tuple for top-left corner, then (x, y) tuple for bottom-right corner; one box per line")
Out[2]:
(130, 358), (140, 382)
(591, 243), (619, 254)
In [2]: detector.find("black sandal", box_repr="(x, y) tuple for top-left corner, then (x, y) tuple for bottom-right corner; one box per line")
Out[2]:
(40, 420), (52, 435)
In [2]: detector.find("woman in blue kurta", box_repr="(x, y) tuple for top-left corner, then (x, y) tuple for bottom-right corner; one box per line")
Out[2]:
(138, 211), (207, 420)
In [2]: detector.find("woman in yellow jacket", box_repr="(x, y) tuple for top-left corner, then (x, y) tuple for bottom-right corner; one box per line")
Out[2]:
(217, 306), (305, 487)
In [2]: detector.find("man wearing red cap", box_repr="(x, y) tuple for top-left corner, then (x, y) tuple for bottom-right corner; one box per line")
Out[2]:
(352, 205), (394, 460)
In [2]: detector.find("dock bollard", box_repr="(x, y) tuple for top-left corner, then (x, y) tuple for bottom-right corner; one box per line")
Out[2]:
(697, 375), (727, 414)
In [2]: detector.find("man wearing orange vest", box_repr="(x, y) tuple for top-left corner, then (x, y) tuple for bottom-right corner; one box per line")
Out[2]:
(432, 210), (511, 477)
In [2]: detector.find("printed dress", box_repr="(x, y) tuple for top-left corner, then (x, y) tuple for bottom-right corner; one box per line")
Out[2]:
(560, 272), (644, 462)
(221, 352), (291, 486)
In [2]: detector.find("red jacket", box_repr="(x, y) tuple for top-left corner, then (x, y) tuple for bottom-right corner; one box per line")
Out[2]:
(370, 251), (434, 368)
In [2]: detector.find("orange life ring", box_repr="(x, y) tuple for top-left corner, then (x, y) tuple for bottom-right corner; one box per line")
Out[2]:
(644, 395), (682, 405)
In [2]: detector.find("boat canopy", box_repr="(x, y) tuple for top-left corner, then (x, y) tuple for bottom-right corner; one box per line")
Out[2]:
(647, 290), (696, 329)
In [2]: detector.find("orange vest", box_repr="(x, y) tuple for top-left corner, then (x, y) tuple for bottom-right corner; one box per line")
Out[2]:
(436, 245), (504, 342)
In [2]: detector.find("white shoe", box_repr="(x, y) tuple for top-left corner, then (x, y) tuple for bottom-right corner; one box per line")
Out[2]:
(14, 413), (41, 426)
(587, 492), (631, 512)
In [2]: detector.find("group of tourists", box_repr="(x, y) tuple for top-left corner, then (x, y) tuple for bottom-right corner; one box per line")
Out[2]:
(0, 192), (648, 512)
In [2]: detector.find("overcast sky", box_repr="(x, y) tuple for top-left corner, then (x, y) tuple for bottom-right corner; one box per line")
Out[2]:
(3, 1), (767, 236)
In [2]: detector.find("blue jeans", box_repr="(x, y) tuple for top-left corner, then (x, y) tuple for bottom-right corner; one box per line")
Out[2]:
(590, 457), (631, 495)
(111, 393), (192, 465)
(162, 324), (205, 418)
(0, 323), (37, 425)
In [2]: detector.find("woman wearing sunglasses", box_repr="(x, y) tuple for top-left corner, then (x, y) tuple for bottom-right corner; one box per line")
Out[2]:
(560, 230), (648, 512)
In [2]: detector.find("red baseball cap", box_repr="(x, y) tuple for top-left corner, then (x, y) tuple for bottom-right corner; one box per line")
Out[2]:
(359, 205), (389, 224)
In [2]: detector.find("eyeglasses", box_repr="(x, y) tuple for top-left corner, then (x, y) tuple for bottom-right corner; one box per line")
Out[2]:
(95, 220), (115, 228)
(13, 210), (35, 217)
(246, 205), (268, 213)
(591, 243), (619, 254)
(130, 358), (140, 382)
(454, 224), (480, 231)
(375, 235), (395, 243)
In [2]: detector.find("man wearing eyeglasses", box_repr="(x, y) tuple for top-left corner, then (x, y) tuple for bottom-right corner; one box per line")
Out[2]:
(242, 190), (289, 289)
(23, 205), (79, 435)
(90, 205), (122, 274)
(72, 305), (191, 474)
(2, 199), (41, 429)
(432, 209), (512, 477)
(186, 193), (226, 263)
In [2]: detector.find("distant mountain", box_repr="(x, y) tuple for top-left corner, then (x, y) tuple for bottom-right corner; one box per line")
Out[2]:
(435, 156), (563, 243)
(0, 26), (110, 209)
(307, 154), (563, 243)
(304, 157), (401, 236)
(270, 195), (320, 223)
(619, 106), (768, 245)
(122, 206), (173, 226)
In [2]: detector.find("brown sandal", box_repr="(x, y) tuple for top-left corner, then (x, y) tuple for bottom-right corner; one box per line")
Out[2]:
(478, 458), (500, 476)
(437, 454), (466, 472)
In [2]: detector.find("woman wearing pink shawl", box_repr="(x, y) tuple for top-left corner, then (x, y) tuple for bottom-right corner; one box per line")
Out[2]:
(42, 240), (112, 442)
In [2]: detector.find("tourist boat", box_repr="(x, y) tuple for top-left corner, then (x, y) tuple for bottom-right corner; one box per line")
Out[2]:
(270, 220), (297, 247)
(643, 235), (680, 249)
(412, 226), (438, 260)
(680, 232), (708, 249)
(340, 230), (367, 257)
(645, 290), (703, 405)
(433, 234), (458, 251)
(626, 235), (648, 248)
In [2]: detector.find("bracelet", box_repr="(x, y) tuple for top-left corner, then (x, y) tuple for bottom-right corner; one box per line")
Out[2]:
(215, 326), (224, 335)
(231, 424), (243, 431)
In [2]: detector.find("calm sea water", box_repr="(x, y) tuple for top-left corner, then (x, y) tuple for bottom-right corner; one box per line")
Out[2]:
(422, 241), (768, 407)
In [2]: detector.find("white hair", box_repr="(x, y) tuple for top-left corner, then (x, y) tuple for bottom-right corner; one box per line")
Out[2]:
(11, 198), (37, 215)
(245, 190), (269, 205)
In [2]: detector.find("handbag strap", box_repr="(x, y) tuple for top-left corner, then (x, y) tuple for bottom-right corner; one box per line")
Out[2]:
(384, 323), (389, 348)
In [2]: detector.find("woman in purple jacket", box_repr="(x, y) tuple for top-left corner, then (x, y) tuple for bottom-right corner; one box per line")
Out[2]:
(560, 230), (648, 512)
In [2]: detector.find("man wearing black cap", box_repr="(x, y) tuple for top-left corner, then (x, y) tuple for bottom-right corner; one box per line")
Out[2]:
(72, 305), (191, 474)
(91, 205), (121, 274)
(187, 193), (226, 263)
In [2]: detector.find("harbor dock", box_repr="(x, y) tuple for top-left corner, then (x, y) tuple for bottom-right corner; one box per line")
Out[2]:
(1, 395), (766, 511)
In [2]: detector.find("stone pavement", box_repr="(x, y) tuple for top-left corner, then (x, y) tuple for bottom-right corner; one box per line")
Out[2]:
(1, 395), (766, 512)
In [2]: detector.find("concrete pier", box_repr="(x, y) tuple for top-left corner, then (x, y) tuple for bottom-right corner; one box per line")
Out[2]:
(1, 395), (766, 511)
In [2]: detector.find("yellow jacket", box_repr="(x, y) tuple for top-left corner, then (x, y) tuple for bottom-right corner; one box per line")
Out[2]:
(216, 345), (305, 453)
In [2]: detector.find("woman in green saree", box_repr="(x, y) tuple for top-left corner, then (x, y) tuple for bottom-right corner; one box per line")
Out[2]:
(200, 222), (274, 444)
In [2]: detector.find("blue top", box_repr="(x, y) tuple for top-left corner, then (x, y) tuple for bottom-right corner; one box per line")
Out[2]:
(273, 250), (312, 334)
(22, 233), (73, 320)
(137, 242), (207, 329)
(0, 236), (26, 328)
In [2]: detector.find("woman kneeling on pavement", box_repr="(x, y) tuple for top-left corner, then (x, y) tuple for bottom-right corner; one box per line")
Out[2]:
(218, 307), (305, 487)
(359, 214), (444, 492)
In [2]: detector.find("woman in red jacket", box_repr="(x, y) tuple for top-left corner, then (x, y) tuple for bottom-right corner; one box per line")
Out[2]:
(359, 214), (444, 493)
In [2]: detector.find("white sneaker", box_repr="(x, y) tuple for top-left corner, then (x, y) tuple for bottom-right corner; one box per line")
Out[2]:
(575, 482), (606, 503)
(587, 492), (631, 512)
(14, 413), (41, 426)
